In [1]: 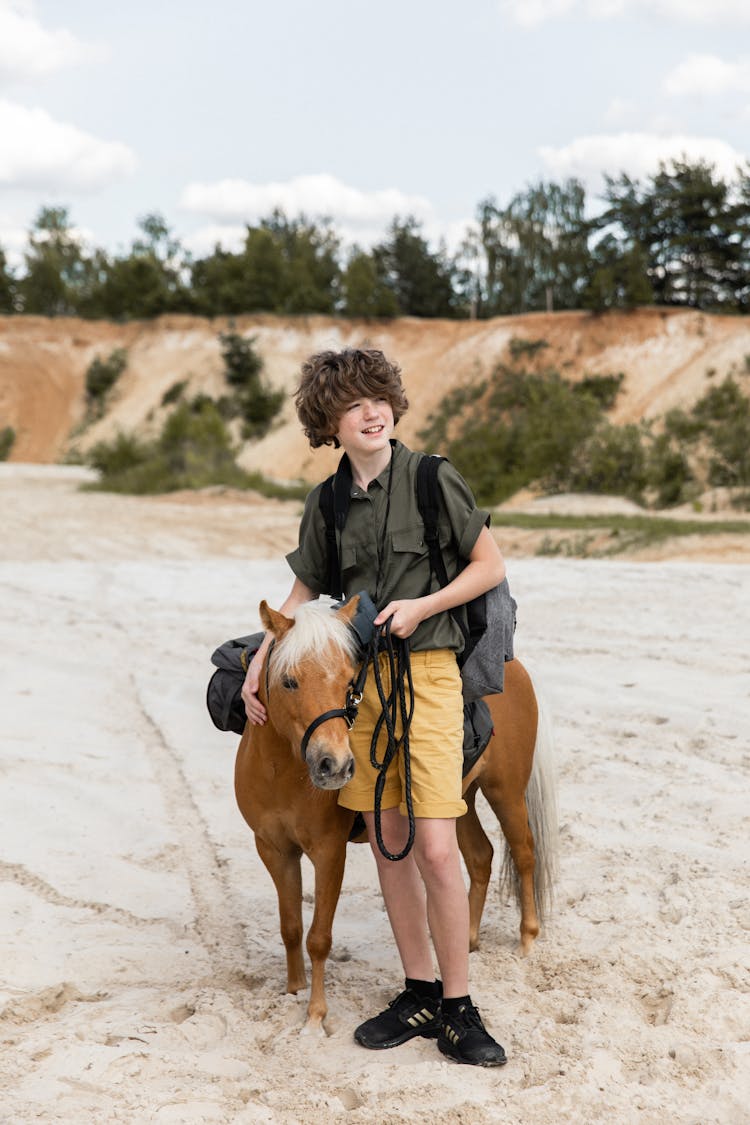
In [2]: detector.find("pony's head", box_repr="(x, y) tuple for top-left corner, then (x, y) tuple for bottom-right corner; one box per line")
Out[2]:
(259, 597), (360, 790)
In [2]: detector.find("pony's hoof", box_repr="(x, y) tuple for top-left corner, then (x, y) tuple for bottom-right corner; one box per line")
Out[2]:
(300, 1018), (327, 1038)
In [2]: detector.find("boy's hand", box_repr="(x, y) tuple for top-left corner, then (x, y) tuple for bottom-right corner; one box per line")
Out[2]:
(375, 599), (425, 639)
(241, 650), (267, 725)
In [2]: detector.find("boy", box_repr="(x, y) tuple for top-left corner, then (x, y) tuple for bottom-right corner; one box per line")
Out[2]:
(242, 347), (507, 1067)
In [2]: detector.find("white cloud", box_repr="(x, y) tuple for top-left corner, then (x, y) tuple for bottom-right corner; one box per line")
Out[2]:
(178, 179), (476, 259)
(603, 97), (639, 125)
(503, 0), (750, 26)
(181, 224), (247, 259)
(0, 99), (137, 191)
(539, 132), (748, 192)
(0, 216), (27, 269)
(0, 1), (95, 85)
(179, 173), (435, 232)
(663, 54), (750, 97)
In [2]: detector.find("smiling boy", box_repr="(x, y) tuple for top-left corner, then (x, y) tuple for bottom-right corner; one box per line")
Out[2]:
(242, 347), (508, 1066)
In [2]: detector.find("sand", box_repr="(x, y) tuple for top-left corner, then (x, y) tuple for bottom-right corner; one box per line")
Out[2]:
(1, 465), (748, 1124)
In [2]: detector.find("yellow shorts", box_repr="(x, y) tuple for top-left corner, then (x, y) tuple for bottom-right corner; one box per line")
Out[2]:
(338, 648), (466, 819)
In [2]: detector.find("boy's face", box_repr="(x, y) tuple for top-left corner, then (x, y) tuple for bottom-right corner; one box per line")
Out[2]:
(335, 396), (394, 458)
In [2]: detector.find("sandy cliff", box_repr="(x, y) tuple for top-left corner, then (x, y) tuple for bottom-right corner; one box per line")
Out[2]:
(2, 308), (750, 480)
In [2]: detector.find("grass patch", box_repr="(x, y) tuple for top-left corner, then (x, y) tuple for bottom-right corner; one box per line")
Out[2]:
(492, 511), (750, 556)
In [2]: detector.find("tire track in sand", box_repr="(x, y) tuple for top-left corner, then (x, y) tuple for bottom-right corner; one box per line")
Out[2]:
(126, 671), (251, 985)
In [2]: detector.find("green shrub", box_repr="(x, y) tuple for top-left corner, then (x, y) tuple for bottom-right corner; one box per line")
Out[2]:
(567, 422), (648, 500)
(84, 397), (306, 498)
(218, 330), (284, 438)
(85, 348), (128, 412)
(645, 432), (694, 507)
(87, 430), (149, 477)
(418, 381), (487, 448)
(691, 378), (750, 487)
(577, 372), (625, 410)
(161, 379), (187, 406)
(444, 365), (604, 505)
(0, 425), (15, 460)
(508, 337), (549, 362)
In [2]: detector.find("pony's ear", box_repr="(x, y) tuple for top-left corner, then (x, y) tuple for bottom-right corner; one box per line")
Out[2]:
(259, 600), (294, 638)
(336, 594), (360, 625)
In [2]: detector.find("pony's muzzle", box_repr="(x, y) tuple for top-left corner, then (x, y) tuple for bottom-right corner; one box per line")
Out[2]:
(307, 743), (355, 790)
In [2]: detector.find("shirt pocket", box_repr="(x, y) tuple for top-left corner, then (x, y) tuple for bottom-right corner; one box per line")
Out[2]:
(340, 544), (358, 574)
(391, 528), (429, 557)
(391, 524), (453, 558)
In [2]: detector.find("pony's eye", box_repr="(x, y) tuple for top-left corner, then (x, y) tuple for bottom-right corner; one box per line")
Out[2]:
(281, 675), (298, 691)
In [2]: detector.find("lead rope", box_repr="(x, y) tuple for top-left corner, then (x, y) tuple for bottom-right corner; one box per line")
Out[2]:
(369, 618), (416, 861)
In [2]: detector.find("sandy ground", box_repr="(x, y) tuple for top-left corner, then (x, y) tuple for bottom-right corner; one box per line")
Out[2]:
(1, 466), (748, 1124)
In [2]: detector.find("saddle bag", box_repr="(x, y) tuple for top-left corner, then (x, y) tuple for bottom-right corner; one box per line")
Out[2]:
(206, 592), (379, 736)
(206, 631), (263, 735)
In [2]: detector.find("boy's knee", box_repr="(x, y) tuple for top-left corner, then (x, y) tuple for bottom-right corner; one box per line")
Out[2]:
(414, 832), (459, 877)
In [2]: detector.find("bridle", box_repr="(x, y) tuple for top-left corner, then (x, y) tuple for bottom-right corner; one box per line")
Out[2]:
(264, 639), (369, 763)
(264, 621), (418, 864)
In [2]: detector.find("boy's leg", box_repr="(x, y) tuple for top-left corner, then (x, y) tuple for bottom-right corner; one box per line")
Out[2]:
(352, 808), (442, 1050)
(360, 808), (506, 1066)
(364, 810), (468, 995)
(411, 817), (470, 998)
(363, 807), (434, 981)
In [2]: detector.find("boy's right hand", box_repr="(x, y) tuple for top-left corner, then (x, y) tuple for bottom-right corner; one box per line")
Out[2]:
(241, 650), (267, 725)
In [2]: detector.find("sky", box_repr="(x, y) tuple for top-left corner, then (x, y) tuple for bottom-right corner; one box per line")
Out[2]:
(1, 0), (749, 267)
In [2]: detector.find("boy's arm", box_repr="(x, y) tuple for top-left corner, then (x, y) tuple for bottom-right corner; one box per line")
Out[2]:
(374, 526), (505, 639)
(241, 577), (319, 725)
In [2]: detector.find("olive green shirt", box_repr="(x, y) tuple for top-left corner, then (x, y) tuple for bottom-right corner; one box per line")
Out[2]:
(286, 440), (490, 653)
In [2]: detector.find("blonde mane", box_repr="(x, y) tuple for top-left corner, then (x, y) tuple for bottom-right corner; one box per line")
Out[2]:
(269, 602), (358, 684)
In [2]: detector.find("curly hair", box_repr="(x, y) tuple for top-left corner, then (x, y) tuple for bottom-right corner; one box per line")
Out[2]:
(295, 347), (409, 448)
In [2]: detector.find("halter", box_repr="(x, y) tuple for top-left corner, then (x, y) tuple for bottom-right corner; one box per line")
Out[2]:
(264, 637), (368, 763)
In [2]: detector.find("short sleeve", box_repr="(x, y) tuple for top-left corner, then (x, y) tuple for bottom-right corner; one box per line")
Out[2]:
(436, 461), (490, 560)
(285, 484), (330, 594)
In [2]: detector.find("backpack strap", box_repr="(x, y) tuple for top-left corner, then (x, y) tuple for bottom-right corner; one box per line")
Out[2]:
(416, 454), (450, 587)
(318, 453), (354, 599)
(416, 454), (475, 654)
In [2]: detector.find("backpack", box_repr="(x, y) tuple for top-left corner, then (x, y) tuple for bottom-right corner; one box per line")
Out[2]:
(318, 452), (516, 703)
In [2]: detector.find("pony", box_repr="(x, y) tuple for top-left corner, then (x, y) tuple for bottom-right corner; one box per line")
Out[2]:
(234, 596), (557, 1031)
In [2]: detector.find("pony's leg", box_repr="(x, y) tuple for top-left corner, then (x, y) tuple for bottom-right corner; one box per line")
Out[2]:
(255, 838), (307, 994)
(304, 837), (348, 1032)
(456, 782), (494, 952)
(482, 782), (539, 955)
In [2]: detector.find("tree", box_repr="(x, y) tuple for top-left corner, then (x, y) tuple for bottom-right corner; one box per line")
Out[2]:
(89, 212), (188, 319)
(581, 236), (653, 311)
(473, 181), (591, 316)
(596, 159), (749, 310)
(0, 247), (16, 312)
(341, 249), (398, 317)
(372, 217), (459, 317)
(19, 207), (89, 315)
(260, 211), (340, 314)
(190, 211), (341, 316)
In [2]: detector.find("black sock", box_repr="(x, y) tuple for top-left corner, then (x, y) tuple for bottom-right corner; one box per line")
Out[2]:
(442, 994), (471, 1016)
(405, 977), (442, 1000)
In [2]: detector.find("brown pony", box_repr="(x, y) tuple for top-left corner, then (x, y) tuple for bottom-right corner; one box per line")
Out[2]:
(234, 597), (557, 1030)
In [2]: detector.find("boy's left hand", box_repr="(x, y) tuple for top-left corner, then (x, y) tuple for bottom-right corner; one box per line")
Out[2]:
(375, 599), (425, 639)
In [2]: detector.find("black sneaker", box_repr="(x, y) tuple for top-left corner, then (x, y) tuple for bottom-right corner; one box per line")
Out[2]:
(354, 988), (442, 1049)
(438, 1002), (507, 1067)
